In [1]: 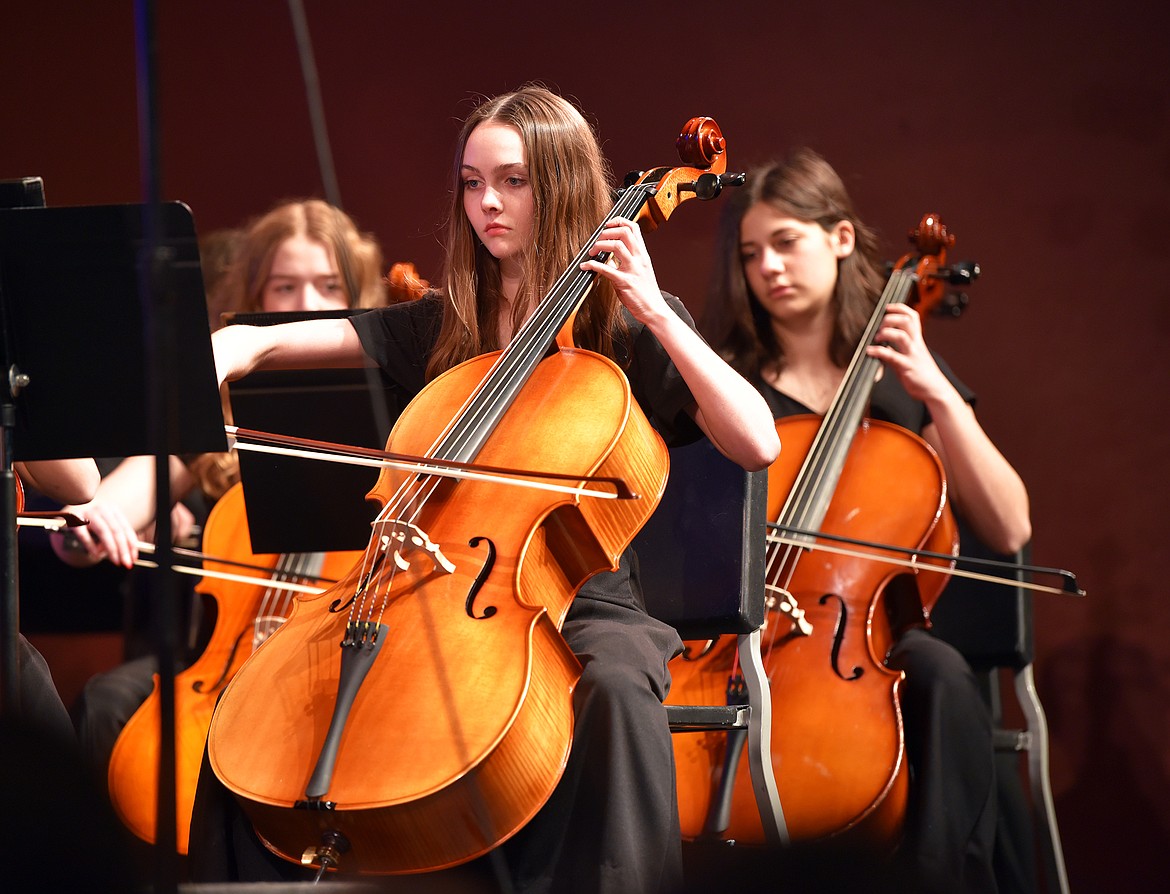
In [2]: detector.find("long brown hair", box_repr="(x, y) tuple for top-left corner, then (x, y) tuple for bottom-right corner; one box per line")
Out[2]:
(703, 148), (885, 378)
(428, 84), (623, 380)
(223, 199), (386, 316)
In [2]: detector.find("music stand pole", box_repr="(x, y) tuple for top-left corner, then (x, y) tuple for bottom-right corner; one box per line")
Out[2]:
(0, 181), (44, 719)
(0, 176), (41, 720)
(134, 0), (181, 889)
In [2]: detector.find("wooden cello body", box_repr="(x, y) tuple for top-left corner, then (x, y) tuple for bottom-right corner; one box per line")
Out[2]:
(668, 213), (963, 850)
(205, 118), (735, 875)
(106, 482), (362, 854)
(669, 416), (956, 847)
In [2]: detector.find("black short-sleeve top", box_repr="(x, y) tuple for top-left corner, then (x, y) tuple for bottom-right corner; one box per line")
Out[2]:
(755, 351), (974, 436)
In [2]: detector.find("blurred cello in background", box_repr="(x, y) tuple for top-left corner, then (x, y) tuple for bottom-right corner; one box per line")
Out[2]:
(106, 260), (431, 853)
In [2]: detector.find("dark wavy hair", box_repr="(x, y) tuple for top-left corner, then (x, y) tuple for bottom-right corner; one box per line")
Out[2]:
(702, 148), (885, 378)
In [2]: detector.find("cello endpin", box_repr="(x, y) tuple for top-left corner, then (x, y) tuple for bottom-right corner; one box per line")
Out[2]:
(301, 829), (350, 876)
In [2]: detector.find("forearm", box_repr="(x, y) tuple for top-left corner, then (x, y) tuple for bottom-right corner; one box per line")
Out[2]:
(213, 319), (367, 385)
(95, 455), (194, 534)
(643, 306), (780, 471)
(925, 392), (1031, 554)
(16, 458), (100, 504)
(49, 455), (196, 569)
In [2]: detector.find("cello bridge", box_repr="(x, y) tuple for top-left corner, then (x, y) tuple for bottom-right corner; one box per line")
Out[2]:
(765, 584), (813, 637)
(377, 519), (456, 574)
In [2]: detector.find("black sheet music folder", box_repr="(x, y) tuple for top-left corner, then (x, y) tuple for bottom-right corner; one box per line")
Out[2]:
(226, 310), (403, 555)
(0, 201), (226, 460)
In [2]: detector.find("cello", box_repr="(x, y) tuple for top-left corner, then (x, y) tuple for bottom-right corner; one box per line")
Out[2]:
(668, 214), (964, 849)
(205, 117), (740, 875)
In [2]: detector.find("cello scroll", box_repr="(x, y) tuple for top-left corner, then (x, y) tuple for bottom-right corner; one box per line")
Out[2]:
(625, 117), (744, 232)
(893, 213), (980, 318)
(382, 261), (430, 305)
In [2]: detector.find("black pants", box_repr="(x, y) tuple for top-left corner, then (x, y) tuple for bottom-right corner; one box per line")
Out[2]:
(73, 653), (156, 773)
(887, 627), (999, 894)
(12, 634), (76, 746)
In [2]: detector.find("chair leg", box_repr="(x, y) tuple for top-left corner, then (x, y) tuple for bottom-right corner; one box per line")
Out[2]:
(737, 629), (788, 845)
(1014, 664), (1070, 894)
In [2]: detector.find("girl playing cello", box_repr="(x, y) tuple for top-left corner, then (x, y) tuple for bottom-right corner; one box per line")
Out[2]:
(192, 85), (778, 893)
(699, 149), (1031, 893)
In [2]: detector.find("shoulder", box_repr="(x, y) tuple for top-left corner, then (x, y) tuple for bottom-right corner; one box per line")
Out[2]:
(353, 292), (445, 328)
(350, 293), (444, 345)
(929, 350), (975, 405)
(348, 294), (446, 394)
(660, 291), (695, 325)
(619, 291), (703, 445)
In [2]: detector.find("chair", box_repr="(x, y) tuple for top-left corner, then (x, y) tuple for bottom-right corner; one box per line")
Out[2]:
(633, 436), (787, 844)
(929, 535), (1070, 894)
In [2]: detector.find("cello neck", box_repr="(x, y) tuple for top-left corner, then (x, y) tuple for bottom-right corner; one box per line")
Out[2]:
(777, 212), (959, 538)
(777, 268), (920, 537)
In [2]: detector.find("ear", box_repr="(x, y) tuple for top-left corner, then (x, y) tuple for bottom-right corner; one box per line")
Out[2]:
(829, 220), (856, 259)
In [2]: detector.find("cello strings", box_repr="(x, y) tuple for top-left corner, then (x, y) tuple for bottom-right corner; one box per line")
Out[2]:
(253, 553), (291, 647)
(431, 183), (650, 468)
(760, 268), (919, 668)
(226, 552), (331, 652)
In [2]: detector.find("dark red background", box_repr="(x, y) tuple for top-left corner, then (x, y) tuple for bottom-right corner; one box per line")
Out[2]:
(6, 2), (1168, 888)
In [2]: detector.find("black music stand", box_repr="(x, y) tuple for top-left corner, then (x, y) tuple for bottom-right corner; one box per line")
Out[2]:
(226, 310), (403, 553)
(0, 199), (226, 712)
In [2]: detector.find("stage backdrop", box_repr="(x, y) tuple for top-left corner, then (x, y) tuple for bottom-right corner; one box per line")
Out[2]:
(5, 1), (1169, 889)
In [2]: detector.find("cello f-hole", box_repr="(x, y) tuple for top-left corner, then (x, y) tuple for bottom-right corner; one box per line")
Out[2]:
(819, 592), (864, 681)
(191, 630), (247, 693)
(464, 536), (497, 620)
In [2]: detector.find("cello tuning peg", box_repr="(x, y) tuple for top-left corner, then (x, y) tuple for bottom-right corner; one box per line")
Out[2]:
(622, 170), (646, 189)
(678, 171), (746, 201)
(936, 261), (981, 286)
(933, 291), (970, 318)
